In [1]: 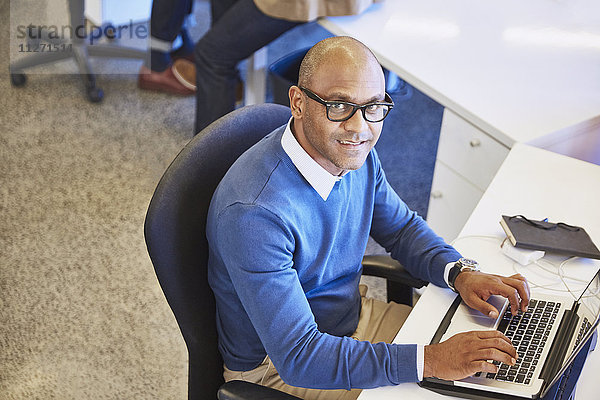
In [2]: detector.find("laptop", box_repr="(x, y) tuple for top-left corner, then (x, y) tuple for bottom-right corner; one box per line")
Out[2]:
(420, 267), (600, 399)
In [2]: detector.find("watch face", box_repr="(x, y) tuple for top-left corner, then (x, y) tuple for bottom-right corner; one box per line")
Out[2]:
(459, 258), (479, 268)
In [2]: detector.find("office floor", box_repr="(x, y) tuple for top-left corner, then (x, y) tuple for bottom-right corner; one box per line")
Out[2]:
(1, 1), (442, 398)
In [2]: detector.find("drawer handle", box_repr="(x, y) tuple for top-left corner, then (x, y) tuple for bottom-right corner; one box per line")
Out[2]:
(431, 191), (443, 199)
(469, 139), (481, 148)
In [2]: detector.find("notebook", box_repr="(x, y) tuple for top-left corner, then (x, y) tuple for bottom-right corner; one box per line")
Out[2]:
(499, 215), (600, 260)
(420, 268), (600, 399)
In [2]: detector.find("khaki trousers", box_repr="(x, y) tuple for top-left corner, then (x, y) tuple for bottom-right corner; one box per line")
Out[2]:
(224, 285), (412, 400)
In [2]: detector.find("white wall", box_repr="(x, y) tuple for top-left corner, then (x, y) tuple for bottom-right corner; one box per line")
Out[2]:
(85, 0), (152, 26)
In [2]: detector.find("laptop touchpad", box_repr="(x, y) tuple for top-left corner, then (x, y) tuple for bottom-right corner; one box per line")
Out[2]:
(441, 295), (508, 342)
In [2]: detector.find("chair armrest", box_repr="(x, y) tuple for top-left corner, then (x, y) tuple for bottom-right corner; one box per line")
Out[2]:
(218, 380), (302, 400)
(362, 255), (428, 289)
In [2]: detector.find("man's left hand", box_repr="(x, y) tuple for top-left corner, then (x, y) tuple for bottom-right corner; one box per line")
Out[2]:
(454, 271), (530, 318)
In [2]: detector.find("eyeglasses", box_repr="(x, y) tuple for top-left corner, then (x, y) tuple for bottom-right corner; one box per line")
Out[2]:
(299, 87), (394, 123)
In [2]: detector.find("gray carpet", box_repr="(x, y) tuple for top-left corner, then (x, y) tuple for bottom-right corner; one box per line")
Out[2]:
(1, 1), (440, 398)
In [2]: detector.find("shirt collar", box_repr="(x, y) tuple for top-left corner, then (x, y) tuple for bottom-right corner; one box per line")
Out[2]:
(281, 118), (344, 201)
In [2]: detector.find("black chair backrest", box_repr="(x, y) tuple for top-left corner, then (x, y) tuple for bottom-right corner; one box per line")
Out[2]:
(144, 104), (292, 399)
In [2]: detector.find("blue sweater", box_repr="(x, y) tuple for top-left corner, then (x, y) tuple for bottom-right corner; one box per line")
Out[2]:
(206, 125), (461, 390)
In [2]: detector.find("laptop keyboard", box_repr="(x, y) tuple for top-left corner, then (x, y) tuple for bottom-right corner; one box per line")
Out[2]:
(574, 317), (591, 349)
(475, 298), (559, 385)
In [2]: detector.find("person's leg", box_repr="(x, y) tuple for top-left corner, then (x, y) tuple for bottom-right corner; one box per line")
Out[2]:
(194, 0), (300, 134)
(169, 26), (195, 61)
(351, 285), (412, 344)
(223, 286), (412, 400)
(139, 0), (196, 95)
(148, 0), (193, 71)
(170, 0), (195, 60)
(210, 0), (239, 25)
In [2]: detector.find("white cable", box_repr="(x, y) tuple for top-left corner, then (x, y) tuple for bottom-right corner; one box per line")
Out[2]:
(511, 262), (573, 292)
(527, 258), (589, 299)
(555, 261), (578, 300)
(557, 257), (589, 283)
(451, 235), (597, 299)
(508, 258), (587, 299)
(558, 258), (600, 299)
(534, 259), (588, 283)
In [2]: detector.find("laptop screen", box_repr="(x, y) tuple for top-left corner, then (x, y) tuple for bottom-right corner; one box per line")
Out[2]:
(578, 268), (600, 330)
(543, 268), (600, 395)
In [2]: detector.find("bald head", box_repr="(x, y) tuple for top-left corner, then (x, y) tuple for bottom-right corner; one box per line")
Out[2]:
(298, 36), (383, 89)
(288, 37), (388, 176)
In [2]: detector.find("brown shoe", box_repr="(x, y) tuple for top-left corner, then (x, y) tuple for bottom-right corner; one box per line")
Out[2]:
(138, 64), (195, 96)
(172, 58), (196, 91)
(158, 59), (244, 101)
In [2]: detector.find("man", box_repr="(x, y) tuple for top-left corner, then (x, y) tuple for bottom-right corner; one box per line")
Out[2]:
(206, 37), (530, 399)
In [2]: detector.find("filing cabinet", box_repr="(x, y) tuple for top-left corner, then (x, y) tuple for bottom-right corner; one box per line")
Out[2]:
(427, 109), (509, 242)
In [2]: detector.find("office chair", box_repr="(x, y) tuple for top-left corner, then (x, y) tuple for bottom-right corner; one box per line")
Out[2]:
(144, 103), (427, 400)
(9, 0), (146, 103)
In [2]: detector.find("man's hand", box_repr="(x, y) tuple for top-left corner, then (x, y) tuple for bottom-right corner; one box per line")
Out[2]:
(424, 330), (517, 380)
(455, 271), (530, 318)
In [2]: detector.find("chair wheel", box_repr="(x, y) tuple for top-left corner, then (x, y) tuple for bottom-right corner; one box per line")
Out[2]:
(87, 87), (104, 103)
(10, 73), (27, 87)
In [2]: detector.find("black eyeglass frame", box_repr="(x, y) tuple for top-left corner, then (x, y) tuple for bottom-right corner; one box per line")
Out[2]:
(299, 86), (394, 123)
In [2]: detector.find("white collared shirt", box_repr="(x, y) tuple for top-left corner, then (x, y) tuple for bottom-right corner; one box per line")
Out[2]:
(280, 118), (345, 201)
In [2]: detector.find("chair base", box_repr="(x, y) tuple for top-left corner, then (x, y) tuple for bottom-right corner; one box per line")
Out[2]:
(9, 0), (146, 103)
(9, 41), (146, 103)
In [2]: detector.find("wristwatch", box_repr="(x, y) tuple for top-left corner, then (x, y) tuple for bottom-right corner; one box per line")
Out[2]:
(448, 258), (480, 293)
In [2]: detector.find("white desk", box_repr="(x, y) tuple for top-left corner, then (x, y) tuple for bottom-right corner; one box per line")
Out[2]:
(321, 0), (600, 241)
(359, 144), (600, 399)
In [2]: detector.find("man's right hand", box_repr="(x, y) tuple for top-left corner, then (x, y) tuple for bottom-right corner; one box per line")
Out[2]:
(424, 330), (517, 380)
